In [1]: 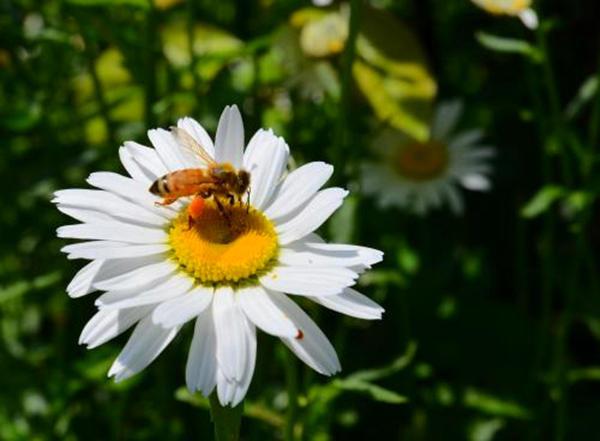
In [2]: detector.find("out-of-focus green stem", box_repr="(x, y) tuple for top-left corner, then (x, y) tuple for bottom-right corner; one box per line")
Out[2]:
(588, 50), (600, 148)
(187, 0), (200, 113)
(144, 5), (157, 129)
(209, 393), (243, 441)
(84, 39), (116, 146)
(283, 350), (299, 441)
(333, 0), (362, 178)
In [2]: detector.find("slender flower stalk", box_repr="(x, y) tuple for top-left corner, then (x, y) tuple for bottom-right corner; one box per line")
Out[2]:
(210, 393), (243, 441)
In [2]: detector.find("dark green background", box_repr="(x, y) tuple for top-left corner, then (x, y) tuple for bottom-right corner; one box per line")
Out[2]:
(1, 0), (600, 439)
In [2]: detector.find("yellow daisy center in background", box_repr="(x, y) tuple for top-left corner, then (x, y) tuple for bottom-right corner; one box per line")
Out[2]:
(169, 200), (278, 285)
(393, 140), (449, 182)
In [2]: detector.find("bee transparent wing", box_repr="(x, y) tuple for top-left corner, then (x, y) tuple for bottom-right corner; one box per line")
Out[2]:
(170, 126), (217, 167)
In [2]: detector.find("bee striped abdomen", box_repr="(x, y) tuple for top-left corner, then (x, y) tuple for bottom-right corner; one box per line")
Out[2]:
(149, 175), (171, 196)
(149, 169), (213, 198)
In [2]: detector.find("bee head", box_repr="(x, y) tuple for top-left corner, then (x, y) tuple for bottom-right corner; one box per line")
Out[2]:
(235, 170), (251, 194)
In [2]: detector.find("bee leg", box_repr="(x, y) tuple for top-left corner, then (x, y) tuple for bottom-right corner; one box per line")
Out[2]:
(246, 188), (251, 213)
(214, 196), (232, 227)
(155, 196), (178, 206)
(228, 193), (235, 206)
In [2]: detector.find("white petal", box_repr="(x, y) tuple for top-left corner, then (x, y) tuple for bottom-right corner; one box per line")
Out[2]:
(460, 174), (491, 191)
(280, 241), (383, 268)
(276, 188), (349, 245)
(79, 306), (152, 349)
(260, 266), (357, 297)
(237, 286), (298, 338)
(119, 146), (154, 184)
(98, 274), (193, 309)
(124, 141), (168, 178)
(57, 221), (166, 244)
(217, 368), (236, 406)
(186, 305), (218, 396)
(177, 116), (215, 157)
(152, 286), (214, 328)
(264, 162), (334, 220)
(93, 260), (178, 291)
(86, 172), (169, 215)
(448, 130), (484, 150)
(230, 319), (257, 406)
(214, 105), (244, 168)
(213, 287), (246, 382)
(57, 206), (114, 224)
(66, 254), (163, 295)
(519, 9), (538, 29)
(310, 288), (384, 320)
(243, 130), (289, 210)
(431, 101), (463, 140)
(148, 128), (191, 171)
(269, 292), (340, 375)
(67, 260), (104, 298)
(53, 189), (168, 226)
(443, 183), (464, 215)
(62, 241), (169, 260)
(108, 316), (180, 382)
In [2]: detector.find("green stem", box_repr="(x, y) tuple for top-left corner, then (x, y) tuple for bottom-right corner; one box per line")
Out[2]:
(283, 350), (299, 441)
(333, 0), (362, 178)
(554, 229), (584, 441)
(588, 49), (600, 149)
(144, 6), (157, 129)
(209, 393), (243, 441)
(83, 38), (117, 147)
(187, 0), (200, 114)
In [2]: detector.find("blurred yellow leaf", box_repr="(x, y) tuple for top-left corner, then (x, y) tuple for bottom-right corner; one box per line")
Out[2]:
(298, 8), (348, 58)
(72, 48), (131, 103)
(162, 20), (242, 81)
(153, 0), (182, 10)
(353, 7), (436, 142)
(290, 8), (328, 28)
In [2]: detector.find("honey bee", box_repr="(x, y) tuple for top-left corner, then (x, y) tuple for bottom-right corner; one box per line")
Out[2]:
(149, 127), (251, 224)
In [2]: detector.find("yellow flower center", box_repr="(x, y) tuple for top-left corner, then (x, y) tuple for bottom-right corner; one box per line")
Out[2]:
(392, 141), (449, 181)
(169, 200), (278, 286)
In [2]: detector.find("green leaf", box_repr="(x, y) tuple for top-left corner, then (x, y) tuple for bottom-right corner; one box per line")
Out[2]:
(65, 0), (150, 8)
(568, 367), (600, 384)
(476, 32), (541, 61)
(521, 185), (566, 218)
(463, 388), (531, 419)
(469, 418), (505, 441)
(348, 341), (417, 382)
(566, 76), (599, 120)
(333, 378), (407, 404)
(354, 7), (436, 141)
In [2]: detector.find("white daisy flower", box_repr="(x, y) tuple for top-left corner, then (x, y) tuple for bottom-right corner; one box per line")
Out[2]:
(54, 105), (384, 407)
(361, 101), (494, 216)
(471, 0), (539, 30)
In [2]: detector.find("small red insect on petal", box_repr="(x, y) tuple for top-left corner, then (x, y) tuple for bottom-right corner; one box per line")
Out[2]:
(295, 329), (304, 340)
(187, 196), (206, 221)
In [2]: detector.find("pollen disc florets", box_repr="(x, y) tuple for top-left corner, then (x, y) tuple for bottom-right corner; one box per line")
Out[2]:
(169, 201), (278, 285)
(392, 140), (449, 181)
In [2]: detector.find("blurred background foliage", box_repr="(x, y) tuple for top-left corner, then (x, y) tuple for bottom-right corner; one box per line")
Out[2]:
(1, 0), (600, 439)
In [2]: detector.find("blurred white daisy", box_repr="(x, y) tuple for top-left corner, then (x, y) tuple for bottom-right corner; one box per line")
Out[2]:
(54, 105), (383, 407)
(471, 0), (539, 29)
(361, 101), (494, 215)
